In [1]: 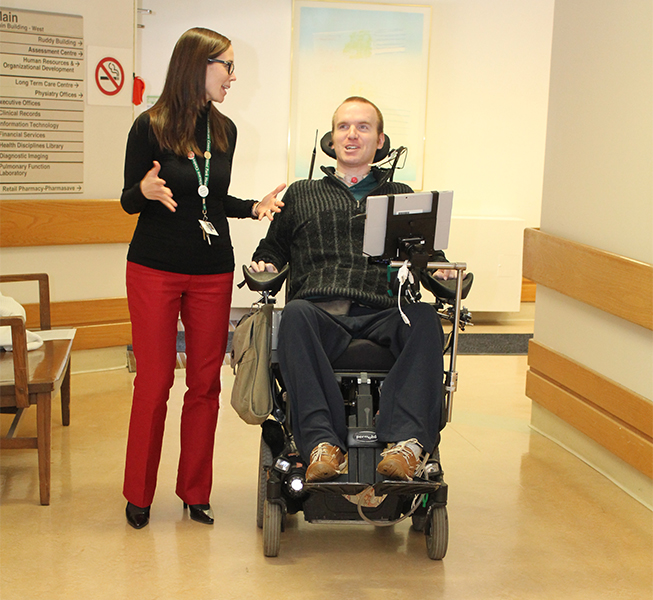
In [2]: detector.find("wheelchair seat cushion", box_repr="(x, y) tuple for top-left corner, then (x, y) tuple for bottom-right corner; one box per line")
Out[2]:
(331, 338), (395, 372)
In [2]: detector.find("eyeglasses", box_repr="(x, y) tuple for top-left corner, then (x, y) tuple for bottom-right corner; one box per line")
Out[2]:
(207, 58), (235, 75)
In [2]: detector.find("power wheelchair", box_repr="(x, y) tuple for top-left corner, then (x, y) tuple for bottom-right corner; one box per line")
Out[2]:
(239, 134), (473, 559)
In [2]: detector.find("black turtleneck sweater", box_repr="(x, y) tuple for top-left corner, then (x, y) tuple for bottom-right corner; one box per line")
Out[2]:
(120, 109), (257, 275)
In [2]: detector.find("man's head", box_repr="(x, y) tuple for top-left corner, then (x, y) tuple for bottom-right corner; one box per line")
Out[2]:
(331, 97), (385, 172)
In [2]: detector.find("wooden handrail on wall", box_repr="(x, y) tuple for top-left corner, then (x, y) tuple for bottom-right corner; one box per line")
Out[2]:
(527, 340), (652, 478)
(22, 297), (132, 351)
(1, 199), (136, 349)
(523, 228), (652, 330)
(0, 199), (137, 247)
(523, 227), (653, 479)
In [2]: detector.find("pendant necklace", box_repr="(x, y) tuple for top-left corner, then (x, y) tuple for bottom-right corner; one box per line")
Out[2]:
(188, 118), (218, 245)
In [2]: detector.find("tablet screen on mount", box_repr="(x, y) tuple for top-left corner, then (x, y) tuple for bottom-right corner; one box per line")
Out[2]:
(362, 191), (453, 258)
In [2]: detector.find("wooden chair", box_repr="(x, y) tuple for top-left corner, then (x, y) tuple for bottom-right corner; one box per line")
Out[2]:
(0, 273), (74, 505)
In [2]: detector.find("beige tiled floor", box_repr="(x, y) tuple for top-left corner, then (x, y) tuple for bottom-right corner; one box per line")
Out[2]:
(1, 347), (651, 600)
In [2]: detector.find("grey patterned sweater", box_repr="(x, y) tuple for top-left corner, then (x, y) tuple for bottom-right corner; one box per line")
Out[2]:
(252, 167), (446, 309)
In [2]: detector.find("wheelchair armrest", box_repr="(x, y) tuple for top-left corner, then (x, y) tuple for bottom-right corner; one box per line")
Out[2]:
(241, 264), (289, 296)
(420, 271), (473, 301)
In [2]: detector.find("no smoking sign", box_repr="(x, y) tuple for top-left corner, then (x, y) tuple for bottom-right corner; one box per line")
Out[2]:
(87, 46), (132, 106)
(95, 57), (125, 96)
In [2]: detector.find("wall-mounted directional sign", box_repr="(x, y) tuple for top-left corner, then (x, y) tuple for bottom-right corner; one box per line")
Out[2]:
(0, 7), (84, 194)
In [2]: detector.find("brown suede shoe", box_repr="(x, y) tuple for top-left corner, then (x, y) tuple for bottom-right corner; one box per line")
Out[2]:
(377, 439), (422, 481)
(306, 442), (347, 482)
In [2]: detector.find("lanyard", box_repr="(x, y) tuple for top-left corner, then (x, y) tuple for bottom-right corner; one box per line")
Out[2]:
(188, 119), (217, 244)
(188, 118), (211, 220)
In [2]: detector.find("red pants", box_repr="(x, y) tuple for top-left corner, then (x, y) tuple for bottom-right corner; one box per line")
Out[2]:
(123, 262), (233, 507)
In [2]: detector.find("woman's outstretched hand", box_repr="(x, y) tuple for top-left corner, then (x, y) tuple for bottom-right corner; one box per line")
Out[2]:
(254, 183), (286, 221)
(140, 161), (177, 212)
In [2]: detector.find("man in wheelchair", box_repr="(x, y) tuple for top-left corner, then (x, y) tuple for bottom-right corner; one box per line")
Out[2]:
(250, 97), (454, 483)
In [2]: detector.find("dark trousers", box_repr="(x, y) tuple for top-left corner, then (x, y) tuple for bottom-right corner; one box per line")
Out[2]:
(277, 299), (445, 461)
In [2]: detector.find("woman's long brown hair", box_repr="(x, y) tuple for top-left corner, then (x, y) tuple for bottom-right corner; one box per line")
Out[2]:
(148, 28), (232, 156)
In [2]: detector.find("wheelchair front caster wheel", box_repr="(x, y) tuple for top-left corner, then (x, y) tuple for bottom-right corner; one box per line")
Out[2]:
(425, 506), (448, 560)
(263, 500), (282, 557)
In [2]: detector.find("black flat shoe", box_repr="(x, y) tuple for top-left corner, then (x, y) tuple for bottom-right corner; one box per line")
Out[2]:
(126, 502), (150, 529)
(183, 502), (214, 525)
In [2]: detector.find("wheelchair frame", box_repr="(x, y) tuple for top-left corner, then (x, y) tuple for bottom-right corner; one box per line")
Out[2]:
(242, 261), (472, 560)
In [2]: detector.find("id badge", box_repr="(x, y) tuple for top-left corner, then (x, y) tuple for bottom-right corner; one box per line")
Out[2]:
(199, 219), (219, 236)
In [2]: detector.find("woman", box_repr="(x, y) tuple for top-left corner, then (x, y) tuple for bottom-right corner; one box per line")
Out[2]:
(120, 27), (285, 529)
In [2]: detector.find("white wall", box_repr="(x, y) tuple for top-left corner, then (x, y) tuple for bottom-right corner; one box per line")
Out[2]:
(1, 0), (555, 312)
(531, 0), (652, 504)
(422, 0), (554, 226)
(534, 0), (653, 397)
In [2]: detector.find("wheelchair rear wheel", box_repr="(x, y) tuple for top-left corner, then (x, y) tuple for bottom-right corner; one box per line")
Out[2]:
(425, 505), (448, 560)
(263, 500), (282, 557)
(256, 437), (273, 528)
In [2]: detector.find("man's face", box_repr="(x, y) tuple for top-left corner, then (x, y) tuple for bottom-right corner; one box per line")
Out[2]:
(332, 101), (385, 170)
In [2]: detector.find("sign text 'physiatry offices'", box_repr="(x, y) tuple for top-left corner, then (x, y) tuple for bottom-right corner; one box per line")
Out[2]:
(0, 7), (84, 194)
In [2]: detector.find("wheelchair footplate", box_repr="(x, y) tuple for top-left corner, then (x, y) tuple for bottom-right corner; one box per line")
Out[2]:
(300, 474), (446, 524)
(304, 478), (441, 497)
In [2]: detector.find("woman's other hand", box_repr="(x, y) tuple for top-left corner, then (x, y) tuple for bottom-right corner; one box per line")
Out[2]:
(140, 161), (177, 212)
(255, 183), (286, 221)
